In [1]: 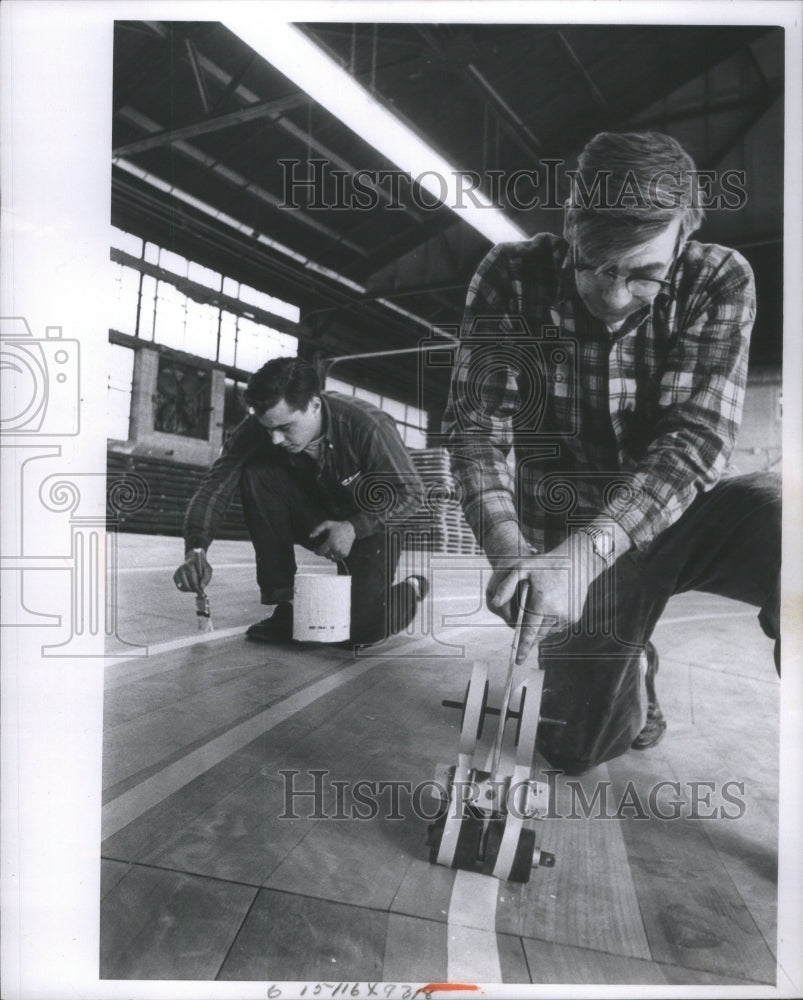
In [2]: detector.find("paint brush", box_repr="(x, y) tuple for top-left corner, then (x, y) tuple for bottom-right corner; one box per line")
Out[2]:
(195, 589), (213, 632)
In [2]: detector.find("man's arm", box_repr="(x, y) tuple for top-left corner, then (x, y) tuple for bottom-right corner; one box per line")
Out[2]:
(442, 243), (530, 564)
(182, 416), (263, 551)
(492, 248), (756, 663)
(345, 410), (425, 540)
(443, 242), (628, 657)
(174, 417), (264, 593)
(602, 247), (756, 549)
(445, 244), (755, 663)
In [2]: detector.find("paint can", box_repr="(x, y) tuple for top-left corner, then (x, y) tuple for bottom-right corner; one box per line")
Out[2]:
(293, 573), (351, 642)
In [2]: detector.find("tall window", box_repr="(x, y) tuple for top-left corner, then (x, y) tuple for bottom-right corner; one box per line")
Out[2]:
(326, 376), (428, 449)
(109, 227), (299, 370)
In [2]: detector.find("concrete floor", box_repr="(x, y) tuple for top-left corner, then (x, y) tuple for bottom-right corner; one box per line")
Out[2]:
(101, 532), (780, 987)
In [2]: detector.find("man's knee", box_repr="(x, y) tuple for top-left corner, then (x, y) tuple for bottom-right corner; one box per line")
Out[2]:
(723, 470), (781, 522)
(242, 459), (285, 497)
(537, 748), (598, 777)
(240, 460), (304, 519)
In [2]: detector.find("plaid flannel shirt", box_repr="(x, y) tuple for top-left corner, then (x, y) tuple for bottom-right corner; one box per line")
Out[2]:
(442, 233), (756, 556)
(184, 391), (424, 551)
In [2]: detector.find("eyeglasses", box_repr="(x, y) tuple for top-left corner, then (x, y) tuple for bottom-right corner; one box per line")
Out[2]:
(572, 243), (678, 299)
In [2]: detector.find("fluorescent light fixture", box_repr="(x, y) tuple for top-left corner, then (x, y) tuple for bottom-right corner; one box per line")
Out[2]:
(221, 16), (528, 244)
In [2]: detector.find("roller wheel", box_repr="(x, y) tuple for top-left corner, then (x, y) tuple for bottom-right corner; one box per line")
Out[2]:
(429, 812), (484, 870)
(481, 818), (506, 876)
(514, 686), (527, 746)
(460, 678), (489, 740)
(484, 820), (536, 882)
(426, 814), (447, 863)
(458, 662), (490, 756)
(490, 671), (545, 881)
(509, 827), (536, 883)
(453, 813), (485, 871)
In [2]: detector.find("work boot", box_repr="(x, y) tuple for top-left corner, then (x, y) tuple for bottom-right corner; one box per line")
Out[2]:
(404, 574), (429, 601)
(631, 641), (667, 750)
(245, 602), (293, 643)
(337, 574), (430, 651)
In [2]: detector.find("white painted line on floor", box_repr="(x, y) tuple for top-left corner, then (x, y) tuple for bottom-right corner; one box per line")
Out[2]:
(118, 562), (257, 573)
(121, 627), (245, 659)
(447, 871), (502, 982)
(103, 627), (250, 688)
(102, 622), (479, 840)
(102, 653), (388, 841)
(105, 606), (758, 690)
(102, 605), (761, 831)
(104, 594), (485, 684)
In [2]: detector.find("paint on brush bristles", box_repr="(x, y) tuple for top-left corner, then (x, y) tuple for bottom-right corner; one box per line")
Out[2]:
(196, 591), (213, 632)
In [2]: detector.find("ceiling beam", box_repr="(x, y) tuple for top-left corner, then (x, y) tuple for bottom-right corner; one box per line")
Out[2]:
(628, 77), (783, 129)
(745, 43), (771, 88)
(179, 42), (430, 225)
(112, 171), (441, 342)
(706, 85), (782, 168)
(414, 25), (544, 163)
(112, 93), (309, 156)
(184, 37), (211, 115)
(115, 107), (368, 256)
(556, 31), (610, 112)
(534, 27), (774, 158)
(142, 21), (168, 40)
(465, 62), (543, 149)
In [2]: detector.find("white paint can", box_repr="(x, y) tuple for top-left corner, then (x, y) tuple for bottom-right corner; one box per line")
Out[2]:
(292, 574), (351, 643)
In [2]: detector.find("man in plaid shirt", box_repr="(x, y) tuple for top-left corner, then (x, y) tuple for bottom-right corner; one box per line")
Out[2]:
(443, 131), (781, 774)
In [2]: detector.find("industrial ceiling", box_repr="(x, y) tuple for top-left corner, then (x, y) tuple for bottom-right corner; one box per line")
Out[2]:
(111, 20), (784, 414)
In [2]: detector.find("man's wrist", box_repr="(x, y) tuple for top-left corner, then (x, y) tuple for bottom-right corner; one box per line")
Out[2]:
(483, 520), (531, 566)
(573, 521), (632, 591)
(347, 513), (374, 540)
(578, 525), (615, 568)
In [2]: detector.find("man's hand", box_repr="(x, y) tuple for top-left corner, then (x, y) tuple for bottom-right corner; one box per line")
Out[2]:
(486, 557), (571, 664)
(173, 548), (213, 595)
(486, 535), (598, 664)
(310, 520), (356, 561)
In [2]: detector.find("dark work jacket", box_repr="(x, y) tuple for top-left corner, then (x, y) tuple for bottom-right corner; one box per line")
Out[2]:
(183, 391), (425, 550)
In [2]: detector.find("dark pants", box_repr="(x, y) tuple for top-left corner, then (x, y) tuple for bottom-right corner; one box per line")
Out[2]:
(240, 460), (419, 644)
(536, 471), (782, 775)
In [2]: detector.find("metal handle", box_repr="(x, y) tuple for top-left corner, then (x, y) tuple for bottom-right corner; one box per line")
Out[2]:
(488, 580), (531, 783)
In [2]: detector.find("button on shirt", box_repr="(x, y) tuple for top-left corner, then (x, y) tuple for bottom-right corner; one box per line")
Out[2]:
(183, 392), (424, 551)
(442, 233), (756, 555)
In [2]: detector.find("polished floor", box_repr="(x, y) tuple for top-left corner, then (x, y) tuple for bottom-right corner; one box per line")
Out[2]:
(101, 533), (780, 986)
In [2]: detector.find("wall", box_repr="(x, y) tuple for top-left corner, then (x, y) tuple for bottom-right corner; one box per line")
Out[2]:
(731, 366), (782, 475)
(125, 345), (226, 466)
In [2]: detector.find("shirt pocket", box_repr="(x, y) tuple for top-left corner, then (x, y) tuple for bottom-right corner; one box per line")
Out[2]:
(333, 469), (363, 510)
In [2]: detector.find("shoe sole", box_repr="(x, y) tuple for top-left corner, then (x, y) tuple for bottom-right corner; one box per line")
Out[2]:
(631, 713), (667, 750)
(245, 631), (292, 643)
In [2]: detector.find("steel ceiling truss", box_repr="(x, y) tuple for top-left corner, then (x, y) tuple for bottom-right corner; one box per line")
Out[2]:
(112, 21), (783, 344)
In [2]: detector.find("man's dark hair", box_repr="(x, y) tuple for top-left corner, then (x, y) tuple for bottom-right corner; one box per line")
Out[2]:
(566, 131), (705, 264)
(244, 356), (321, 414)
